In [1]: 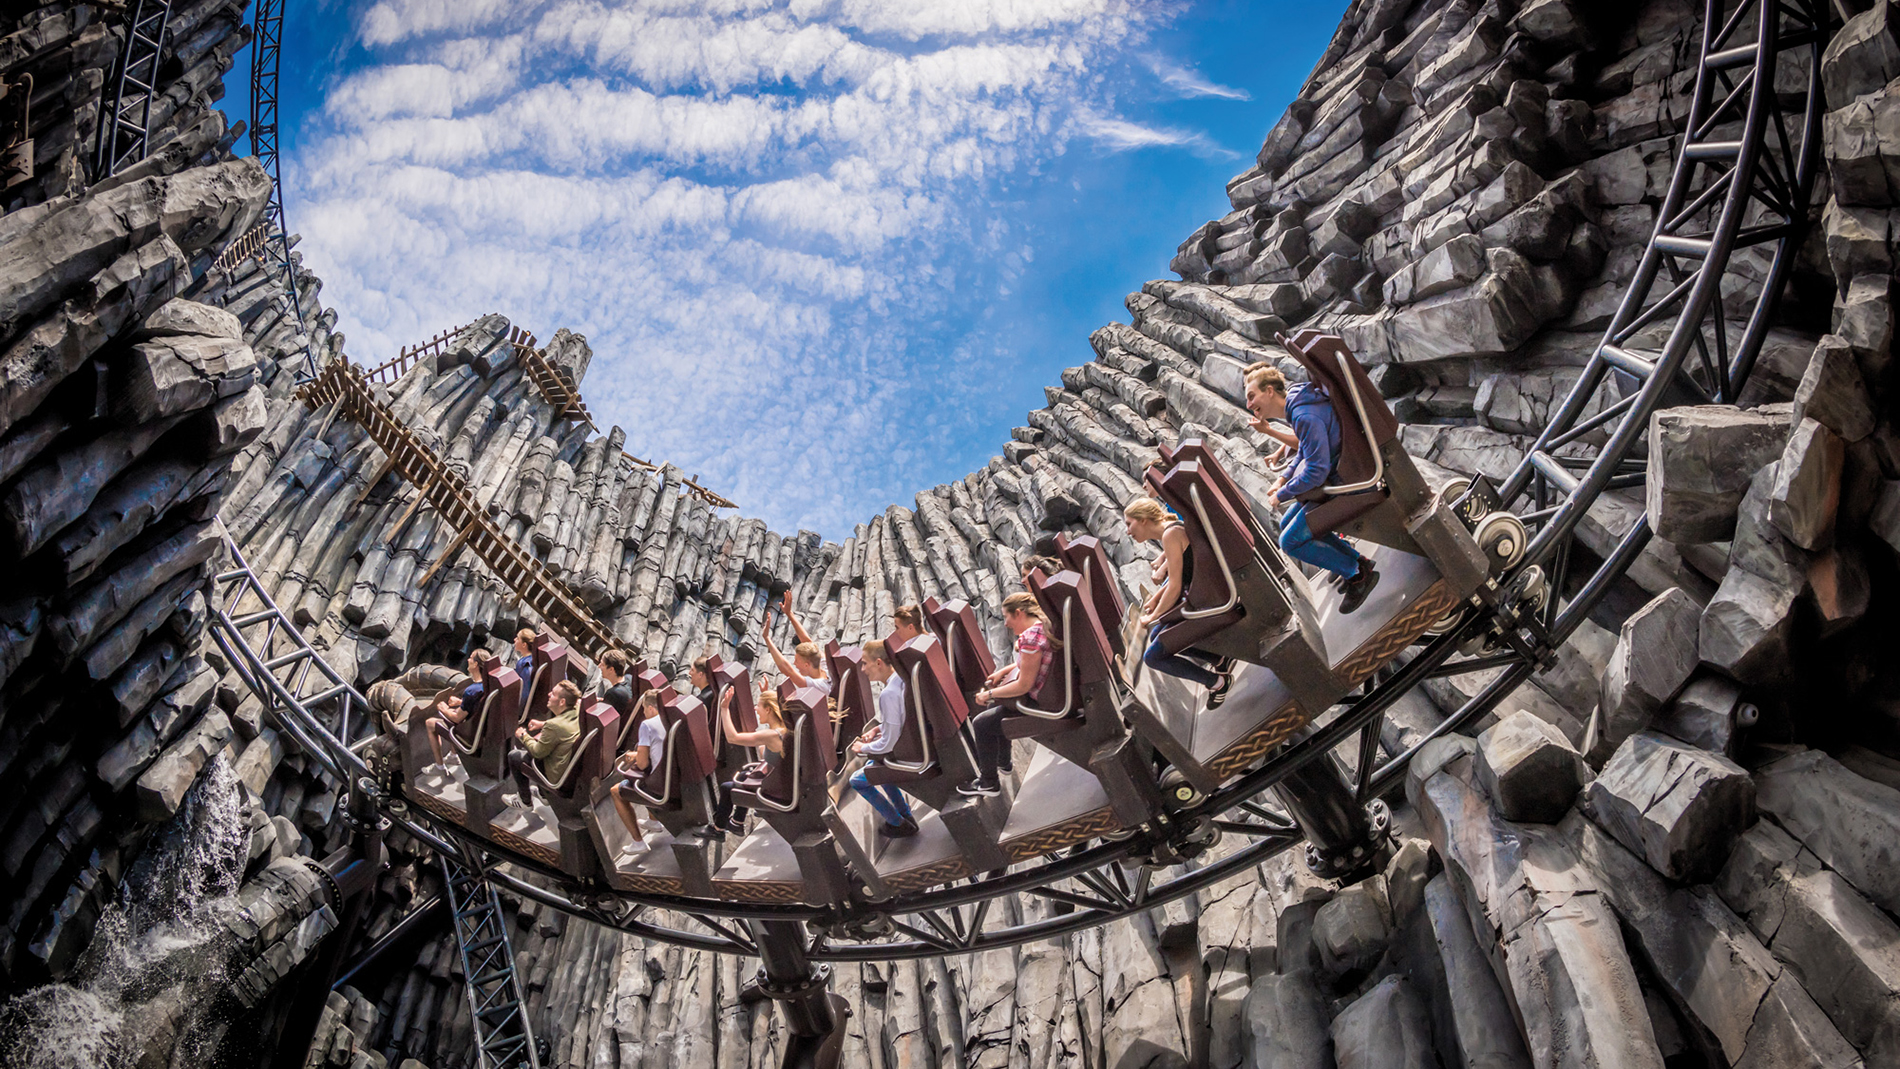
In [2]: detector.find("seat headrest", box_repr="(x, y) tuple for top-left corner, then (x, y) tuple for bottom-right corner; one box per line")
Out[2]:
(890, 633), (971, 727)
(1147, 459), (1254, 568)
(1276, 330), (1399, 447)
(1026, 569), (1113, 684)
(711, 658), (757, 732)
(781, 685), (838, 774)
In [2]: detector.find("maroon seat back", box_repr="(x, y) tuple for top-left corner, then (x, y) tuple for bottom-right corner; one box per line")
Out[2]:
(1147, 461), (1254, 613)
(572, 699), (620, 797)
(1028, 571), (1115, 691)
(923, 597), (995, 703)
(661, 690), (718, 783)
(1277, 330), (1397, 489)
(710, 656), (758, 734)
(525, 635), (568, 724)
(748, 685), (835, 810)
(826, 640), (875, 745)
(1055, 534), (1125, 657)
(470, 660), (523, 771)
(892, 633), (970, 734)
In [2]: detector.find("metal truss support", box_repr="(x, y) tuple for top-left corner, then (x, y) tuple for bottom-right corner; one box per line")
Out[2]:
(248, 0), (319, 381)
(93, 0), (172, 178)
(440, 848), (541, 1069)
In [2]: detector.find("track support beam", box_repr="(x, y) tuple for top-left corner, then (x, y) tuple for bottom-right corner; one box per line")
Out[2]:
(751, 921), (852, 1069)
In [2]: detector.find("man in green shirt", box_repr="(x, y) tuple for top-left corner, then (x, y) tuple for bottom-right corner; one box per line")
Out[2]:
(508, 680), (583, 807)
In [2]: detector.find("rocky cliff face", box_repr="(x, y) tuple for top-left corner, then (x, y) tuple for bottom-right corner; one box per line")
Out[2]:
(7, 0), (1900, 1067)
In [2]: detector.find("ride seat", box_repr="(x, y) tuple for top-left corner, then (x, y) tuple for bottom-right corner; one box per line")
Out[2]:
(617, 665), (671, 748)
(1055, 533), (1127, 658)
(522, 699), (616, 810)
(523, 634), (568, 726)
(923, 597), (995, 705)
(625, 692), (717, 810)
(733, 686), (835, 814)
(1001, 570), (1114, 743)
(827, 640), (875, 753)
(449, 656), (523, 773)
(861, 634), (970, 788)
(1144, 459), (1252, 657)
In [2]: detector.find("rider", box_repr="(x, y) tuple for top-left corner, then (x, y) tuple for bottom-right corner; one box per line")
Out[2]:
(1244, 364), (1381, 613)
(847, 639), (919, 837)
(1125, 496), (1234, 706)
(767, 593), (831, 695)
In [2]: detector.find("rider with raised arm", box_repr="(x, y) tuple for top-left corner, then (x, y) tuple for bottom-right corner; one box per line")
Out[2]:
(1125, 496), (1234, 707)
(718, 683), (790, 810)
(1244, 364), (1382, 613)
(846, 639), (919, 837)
(766, 594), (832, 695)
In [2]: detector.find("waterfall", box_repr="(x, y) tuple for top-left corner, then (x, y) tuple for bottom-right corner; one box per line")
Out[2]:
(0, 758), (249, 1069)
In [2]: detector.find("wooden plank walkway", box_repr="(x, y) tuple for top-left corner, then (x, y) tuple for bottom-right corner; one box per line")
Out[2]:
(298, 360), (628, 662)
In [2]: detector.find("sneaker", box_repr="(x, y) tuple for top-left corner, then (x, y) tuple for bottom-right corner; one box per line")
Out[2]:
(957, 779), (1001, 798)
(622, 840), (650, 856)
(1340, 562), (1382, 615)
(878, 818), (918, 838)
(421, 762), (445, 777)
(722, 817), (748, 836)
(1205, 672), (1233, 709)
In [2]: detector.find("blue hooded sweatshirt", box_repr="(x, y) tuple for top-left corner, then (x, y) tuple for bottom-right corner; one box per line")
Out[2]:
(1278, 381), (1344, 501)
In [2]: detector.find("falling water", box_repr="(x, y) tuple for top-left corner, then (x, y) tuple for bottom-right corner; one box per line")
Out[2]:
(0, 757), (250, 1069)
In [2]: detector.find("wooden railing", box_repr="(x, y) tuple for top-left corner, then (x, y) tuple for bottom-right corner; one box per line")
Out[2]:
(206, 221), (274, 276)
(361, 322), (475, 385)
(298, 361), (627, 662)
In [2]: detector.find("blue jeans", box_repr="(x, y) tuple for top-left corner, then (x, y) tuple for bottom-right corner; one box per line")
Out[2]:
(1280, 501), (1363, 579)
(1143, 623), (1223, 688)
(850, 768), (914, 826)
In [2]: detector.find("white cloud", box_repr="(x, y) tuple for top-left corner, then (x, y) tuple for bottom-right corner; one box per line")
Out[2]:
(294, 0), (1226, 535)
(1145, 56), (1249, 100)
(1071, 111), (1239, 158)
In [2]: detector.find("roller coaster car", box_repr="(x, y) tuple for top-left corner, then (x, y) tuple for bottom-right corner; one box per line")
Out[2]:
(826, 640), (875, 760)
(1144, 452), (1343, 714)
(730, 685), (854, 904)
(443, 656), (525, 832)
(922, 597), (995, 707)
(1273, 330), (1488, 592)
(858, 635), (978, 805)
(505, 698), (617, 878)
(1054, 533), (1126, 659)
(1004, 570), (1163, 828)
(600, 687), (722, 896)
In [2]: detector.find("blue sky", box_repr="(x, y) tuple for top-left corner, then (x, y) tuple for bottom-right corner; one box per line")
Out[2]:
(223, 0), (1347, 538)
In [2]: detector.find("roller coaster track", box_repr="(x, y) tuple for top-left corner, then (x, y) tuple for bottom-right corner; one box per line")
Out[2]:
(92, 0), (172, 179)
(247, 0), (320, 382)
(206, 0), (1831, 1051)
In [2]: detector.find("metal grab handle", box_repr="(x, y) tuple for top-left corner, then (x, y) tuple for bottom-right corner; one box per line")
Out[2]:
(627, 720), (682, 806)
(877, 662), (935, 774)
(449, 688), (500, 757)
(1013, 600), (1076, 720)
(1319, 350), (1385, 496)
(1178, 484), (1241, 620)
(745, 716), (807, 813)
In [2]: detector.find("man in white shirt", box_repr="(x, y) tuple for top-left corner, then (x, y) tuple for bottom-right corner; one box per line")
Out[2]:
(848, 640), (918, 837)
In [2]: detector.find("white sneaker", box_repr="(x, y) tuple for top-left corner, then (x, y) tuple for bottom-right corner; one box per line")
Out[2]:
(641, 819), (665, 833)
(421, 762), (445, 777)
(623, 840), (651, 856)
